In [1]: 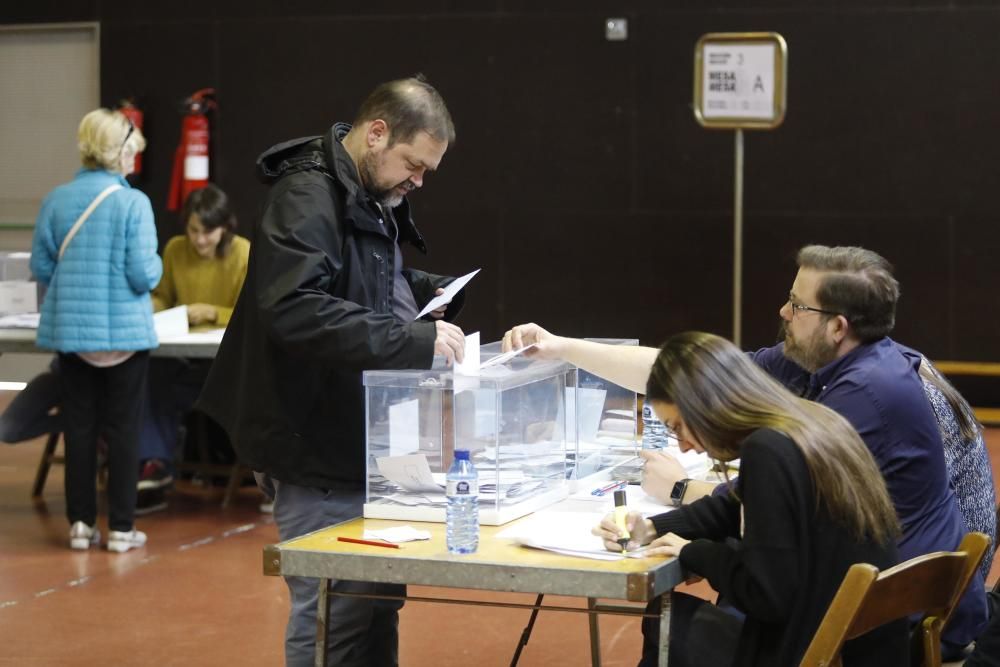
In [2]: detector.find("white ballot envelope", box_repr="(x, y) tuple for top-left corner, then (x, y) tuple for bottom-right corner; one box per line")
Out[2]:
(415, 269), (480, 319)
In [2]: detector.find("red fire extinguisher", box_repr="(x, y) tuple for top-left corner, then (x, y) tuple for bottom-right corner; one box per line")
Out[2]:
(118, 99), (144, 177)
(167, 88), (216, 212)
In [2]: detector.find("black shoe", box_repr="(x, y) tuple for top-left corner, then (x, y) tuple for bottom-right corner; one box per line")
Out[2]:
(135, 488), (168, 516)
(137, 459), (174, 491)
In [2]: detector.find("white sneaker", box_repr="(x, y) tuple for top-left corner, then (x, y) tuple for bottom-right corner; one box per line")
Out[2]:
(69, 521), (100, 550)
(107, 529), (147, 553)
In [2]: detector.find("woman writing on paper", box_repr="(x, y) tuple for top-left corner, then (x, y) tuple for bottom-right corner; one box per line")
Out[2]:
(135, 184), (249, 507)
(593, 332), (906, 667)
(30, 108), (161, 552)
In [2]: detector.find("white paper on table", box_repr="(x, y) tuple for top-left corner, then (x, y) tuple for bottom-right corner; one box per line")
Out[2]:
(415, 268), (480, 319)
(568, 483), (673, 518)
(497, 510), (654, 561)
(454, 331), (480, 377)
(376, 453), (443, 493)
(663, 446), (713, 478)
(364, 526), (431, 543)
(154, 305), (189, 340)
(158, 328), (225, 344)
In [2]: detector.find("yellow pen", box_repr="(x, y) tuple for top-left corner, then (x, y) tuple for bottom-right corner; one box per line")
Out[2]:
(613, 488), (630, 553)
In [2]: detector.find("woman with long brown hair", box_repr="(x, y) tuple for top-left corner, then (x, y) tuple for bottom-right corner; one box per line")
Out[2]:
(594, 331), (907, 667)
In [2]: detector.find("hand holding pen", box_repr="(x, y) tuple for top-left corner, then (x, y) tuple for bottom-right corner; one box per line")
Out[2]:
(592, 506), (655, 553)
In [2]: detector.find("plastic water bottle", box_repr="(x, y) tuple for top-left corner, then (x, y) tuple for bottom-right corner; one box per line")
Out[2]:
(642, 401), (670, 449)
(446, 449), (479, 554)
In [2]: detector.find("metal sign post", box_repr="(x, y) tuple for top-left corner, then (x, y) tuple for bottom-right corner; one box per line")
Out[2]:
(693, 32), (787, 347)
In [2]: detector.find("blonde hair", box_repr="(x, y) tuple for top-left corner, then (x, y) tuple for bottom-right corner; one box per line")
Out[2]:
(77, 108), (146, 171)
(647, 331), (900, 544)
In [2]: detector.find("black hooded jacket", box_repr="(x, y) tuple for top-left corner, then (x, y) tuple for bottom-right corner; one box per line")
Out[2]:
(196, 123), (462, 488)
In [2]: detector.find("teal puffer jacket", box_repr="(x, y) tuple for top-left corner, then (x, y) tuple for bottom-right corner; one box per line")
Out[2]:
(31, 169), (162, 352)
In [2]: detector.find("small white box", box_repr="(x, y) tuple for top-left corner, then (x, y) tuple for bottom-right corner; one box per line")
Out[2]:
(0, 280), (38, 315)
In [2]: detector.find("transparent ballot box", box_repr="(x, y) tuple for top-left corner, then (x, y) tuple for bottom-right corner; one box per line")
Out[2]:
(564, 338), (640, 484)
(363, 348), (573, 525)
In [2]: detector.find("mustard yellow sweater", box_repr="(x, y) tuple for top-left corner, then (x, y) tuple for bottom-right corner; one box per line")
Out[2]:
(151, 235), (250, 326)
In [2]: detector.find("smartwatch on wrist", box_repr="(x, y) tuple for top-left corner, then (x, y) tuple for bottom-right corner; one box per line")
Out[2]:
(669, 478), (692, 507)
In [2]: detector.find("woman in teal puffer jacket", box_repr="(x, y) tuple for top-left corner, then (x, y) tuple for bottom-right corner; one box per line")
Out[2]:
(30, 108), (162, 553)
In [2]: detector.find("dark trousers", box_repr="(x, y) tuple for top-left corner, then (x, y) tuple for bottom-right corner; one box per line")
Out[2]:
(0, 362), (62, 443)
(272, 479), (405, 667)
(59, 351), (148, 532)
(640, 592), (742, 667)
(138, 358), (213, 467)
(964, 591), (1000, 666)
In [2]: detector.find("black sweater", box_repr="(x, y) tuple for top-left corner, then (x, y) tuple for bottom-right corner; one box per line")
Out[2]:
(651, 429), (909, 667)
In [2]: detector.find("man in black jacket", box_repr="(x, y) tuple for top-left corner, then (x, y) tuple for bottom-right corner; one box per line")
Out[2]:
(197, 76), (466, 667)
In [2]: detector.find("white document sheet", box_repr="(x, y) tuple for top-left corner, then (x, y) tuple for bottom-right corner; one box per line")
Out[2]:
(376, 453), (443, 494)
(415, 268), (480, 319)
(454, 331), (481, 377)
(364, 526), (431, 543)
(568, 483), (674, 518)
(496, 510), (655, 561)
(388, 399), (419, 456)
(154, 305), (189, 340)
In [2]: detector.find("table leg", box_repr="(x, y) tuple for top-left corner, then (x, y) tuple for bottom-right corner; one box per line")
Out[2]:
(315, 578), (329, 667)
(587, 597), (602, 666)
(658, 592), (672, 667)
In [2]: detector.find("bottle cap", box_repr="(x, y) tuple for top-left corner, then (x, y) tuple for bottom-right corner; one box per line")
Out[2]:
(613, 488), (627, 506)
(454, 449), (470, 461)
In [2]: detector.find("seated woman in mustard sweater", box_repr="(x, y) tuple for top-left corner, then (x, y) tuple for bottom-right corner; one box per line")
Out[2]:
(137, 184), (249, 509)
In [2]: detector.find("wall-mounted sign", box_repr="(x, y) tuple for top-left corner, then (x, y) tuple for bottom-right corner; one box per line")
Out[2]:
(693, 32), (787, 129)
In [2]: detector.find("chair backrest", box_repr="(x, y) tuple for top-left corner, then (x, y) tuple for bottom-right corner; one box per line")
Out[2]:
(800, 532), (990, 667)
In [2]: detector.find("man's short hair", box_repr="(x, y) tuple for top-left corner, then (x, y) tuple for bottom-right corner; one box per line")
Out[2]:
(353, 74), (455, 147)
(796, 245), (900, 342)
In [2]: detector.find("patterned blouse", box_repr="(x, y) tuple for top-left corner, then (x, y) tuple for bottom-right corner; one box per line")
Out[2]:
(923, 378), (997, 580)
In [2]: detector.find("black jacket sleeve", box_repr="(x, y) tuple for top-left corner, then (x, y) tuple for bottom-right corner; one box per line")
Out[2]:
(675, 431), (805, 625)
(650, 493), (741, 541)
(254, 179), (436, 370)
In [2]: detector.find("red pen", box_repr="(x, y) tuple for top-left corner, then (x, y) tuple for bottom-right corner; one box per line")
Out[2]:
(337, 536), (400, 549)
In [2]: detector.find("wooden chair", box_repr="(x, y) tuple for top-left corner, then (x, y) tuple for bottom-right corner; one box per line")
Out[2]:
(800, 531), (990, 667)
(993, 501), (1000, 594)
(174, 411), (251, 508)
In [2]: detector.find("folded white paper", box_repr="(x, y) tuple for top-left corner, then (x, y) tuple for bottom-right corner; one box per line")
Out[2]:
(364, 526), (432, 543)
(415, 268), (480, 319)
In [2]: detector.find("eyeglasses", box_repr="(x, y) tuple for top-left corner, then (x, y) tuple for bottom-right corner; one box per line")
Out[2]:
(787, 294), (839, 318)
(119, 116), (135, 156)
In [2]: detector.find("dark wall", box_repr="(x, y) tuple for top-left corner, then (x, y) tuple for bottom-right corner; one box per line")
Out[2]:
(5, 2), (999, 359)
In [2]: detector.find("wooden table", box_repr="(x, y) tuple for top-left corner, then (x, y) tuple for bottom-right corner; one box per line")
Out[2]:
(265, 512), (684, 666)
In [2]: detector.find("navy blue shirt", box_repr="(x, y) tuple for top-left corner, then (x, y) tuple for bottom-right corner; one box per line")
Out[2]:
(750, 338), (988, 646)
